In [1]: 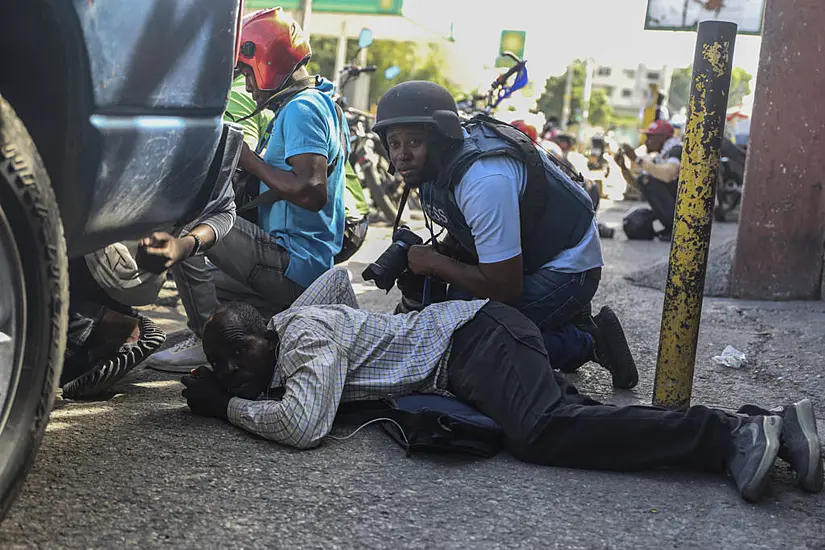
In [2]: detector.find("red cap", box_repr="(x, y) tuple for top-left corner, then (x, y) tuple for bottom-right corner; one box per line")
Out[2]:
(641, 120), (674, 136)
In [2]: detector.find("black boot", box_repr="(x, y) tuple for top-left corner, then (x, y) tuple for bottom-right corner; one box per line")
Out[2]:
(578, 306), (638, 389)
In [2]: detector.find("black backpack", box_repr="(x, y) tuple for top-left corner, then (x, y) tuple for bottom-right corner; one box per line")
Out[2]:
(334, 393), (504, 458)
(623, 206), (658, 240)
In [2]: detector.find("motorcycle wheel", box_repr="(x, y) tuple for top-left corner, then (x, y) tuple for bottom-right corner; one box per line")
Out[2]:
(715, 175), (742, 223)
(364, 165), (398, 223)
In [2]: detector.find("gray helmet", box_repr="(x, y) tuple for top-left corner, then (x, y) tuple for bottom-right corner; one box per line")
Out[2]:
(373, 81), (463, 140)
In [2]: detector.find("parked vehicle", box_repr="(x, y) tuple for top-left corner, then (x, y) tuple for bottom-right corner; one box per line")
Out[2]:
(587, 134), (610, 176)
(714, 140), (747, 222)
(0, 0), (244, 520)
(457, 51), (529, 119)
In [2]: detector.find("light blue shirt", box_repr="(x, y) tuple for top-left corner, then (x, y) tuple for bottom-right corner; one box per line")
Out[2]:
(454, 149), (603, 274)
(259, 79), (347, 289)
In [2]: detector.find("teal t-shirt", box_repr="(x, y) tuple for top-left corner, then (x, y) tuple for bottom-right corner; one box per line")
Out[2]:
(259, 78), (347, 289)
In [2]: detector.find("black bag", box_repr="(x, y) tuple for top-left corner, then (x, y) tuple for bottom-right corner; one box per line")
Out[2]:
(334, 393), (504, 458)
(623, 206), (658, 240)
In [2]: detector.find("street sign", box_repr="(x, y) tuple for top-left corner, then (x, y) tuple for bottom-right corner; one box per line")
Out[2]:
(245, 0), (403, 15)
(495, 30), (526, 68)
(644, 0), (765, 35)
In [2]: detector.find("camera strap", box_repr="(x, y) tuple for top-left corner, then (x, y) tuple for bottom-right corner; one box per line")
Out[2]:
(392, 184), (411, 234)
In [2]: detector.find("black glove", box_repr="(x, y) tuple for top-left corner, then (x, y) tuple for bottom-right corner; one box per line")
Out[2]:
(181, 366), (230, 420)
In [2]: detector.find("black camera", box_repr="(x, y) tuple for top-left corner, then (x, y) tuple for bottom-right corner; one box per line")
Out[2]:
(362, 226), (423, 291)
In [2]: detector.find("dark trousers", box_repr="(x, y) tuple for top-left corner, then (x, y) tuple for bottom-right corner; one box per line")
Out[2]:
(67, 258), (134, 350)
(516, 268), (600, 373)
(447, 268), (599, 373)
(638, 175), (678, 233)
(447, 302), (736, 471)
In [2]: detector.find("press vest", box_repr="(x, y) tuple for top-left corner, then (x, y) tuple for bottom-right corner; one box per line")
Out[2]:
(420, 117), (594, 273)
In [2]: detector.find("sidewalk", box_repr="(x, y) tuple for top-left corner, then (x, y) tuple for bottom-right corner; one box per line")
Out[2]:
(1, 203), (824, 549)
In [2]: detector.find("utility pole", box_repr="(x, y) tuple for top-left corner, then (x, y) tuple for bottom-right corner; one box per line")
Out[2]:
(577, 58), (594, 145)
(297, 0), (312, 38)
(561, 62), (574, 131)
(653, 21), (737, 409)
(731, 0), (825, 300)
(333, 19), (349, 91)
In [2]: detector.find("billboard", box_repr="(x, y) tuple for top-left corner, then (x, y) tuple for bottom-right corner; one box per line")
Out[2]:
(245, 0), (403, 15)
(495, 30), (526, 68)
(645, 0), (766, 35)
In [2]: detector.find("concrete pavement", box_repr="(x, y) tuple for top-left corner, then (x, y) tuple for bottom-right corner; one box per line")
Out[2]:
(2, 202), (824, 549)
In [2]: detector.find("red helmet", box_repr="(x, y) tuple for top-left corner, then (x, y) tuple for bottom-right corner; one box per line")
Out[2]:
(511, 119), (538, 142)
(237, 8), (312, 92)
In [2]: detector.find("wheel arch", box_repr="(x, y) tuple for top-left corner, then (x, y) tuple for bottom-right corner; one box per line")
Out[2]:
(0, 1), (98, 250)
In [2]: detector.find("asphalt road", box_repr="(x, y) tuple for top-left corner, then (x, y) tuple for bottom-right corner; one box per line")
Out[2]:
(2, 198), (825, 549)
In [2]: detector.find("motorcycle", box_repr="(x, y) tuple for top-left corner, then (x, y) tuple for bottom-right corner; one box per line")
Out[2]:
(343, 103), (408, 223)
(587, 134), (610, 177)
(714, 140), (747, 222)
(334, 30), (409, 223)
(457, 51), (530, 119)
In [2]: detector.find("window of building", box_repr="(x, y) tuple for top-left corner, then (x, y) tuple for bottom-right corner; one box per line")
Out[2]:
(647, 71), (660, 80)
(621, 89), (633, 98)
(596, 67), (612, 77)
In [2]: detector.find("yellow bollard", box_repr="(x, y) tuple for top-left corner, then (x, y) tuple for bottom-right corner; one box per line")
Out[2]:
(652, 21), (737, 409)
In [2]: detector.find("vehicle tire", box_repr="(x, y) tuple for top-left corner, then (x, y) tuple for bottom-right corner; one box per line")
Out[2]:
(714, 203), (728, 223)
(364, 165), (398, 223)
(0, 94), (68, 521)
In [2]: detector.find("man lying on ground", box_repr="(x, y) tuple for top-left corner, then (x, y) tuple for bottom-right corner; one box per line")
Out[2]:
(180, 268), (824, 502)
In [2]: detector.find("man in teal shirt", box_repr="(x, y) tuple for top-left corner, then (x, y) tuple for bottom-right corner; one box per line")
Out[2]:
(148, 7), (349, 369)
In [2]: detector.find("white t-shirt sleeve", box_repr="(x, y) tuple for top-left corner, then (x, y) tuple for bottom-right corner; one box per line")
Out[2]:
(454, 166), (523, 264)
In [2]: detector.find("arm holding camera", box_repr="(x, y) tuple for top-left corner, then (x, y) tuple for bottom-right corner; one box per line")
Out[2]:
(407, 171), (525, 305)
(408, 246), (523, 305)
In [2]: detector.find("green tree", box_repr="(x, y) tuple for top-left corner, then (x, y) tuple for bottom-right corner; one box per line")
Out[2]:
(535, 61), (613, 127)
(365, 40), (460, 107)
(728, 67), (753, 107)
(668, 65), (753, 112)
(587, 88), (613, 127)
(306, 37), (459, 109)
(667, 66), (692, 114)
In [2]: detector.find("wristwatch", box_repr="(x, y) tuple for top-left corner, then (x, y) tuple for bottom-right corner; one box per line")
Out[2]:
(188, 233), (202, 257)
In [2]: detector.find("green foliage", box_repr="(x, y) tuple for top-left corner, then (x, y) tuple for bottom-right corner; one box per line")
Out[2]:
(668, 65), (753, 113)
(587, 88), (613, 128)
(367, 41), (460, 107)
(667, 66), (692, 114)
(535, 60), (614, 127)
(305, 37), (359, 82)
(728, 67), (753, 107)
(306, 37), (459, 109)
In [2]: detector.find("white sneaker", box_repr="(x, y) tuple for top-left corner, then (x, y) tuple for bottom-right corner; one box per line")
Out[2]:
(144, 333), (207, 372)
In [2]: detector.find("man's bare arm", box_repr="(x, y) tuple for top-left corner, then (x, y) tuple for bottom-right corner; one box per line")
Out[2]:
(241, 145), (329, 212)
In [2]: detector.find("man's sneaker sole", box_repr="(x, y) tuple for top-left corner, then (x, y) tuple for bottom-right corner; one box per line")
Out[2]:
(786, 399), (824, 492)
(596, 306), (639, 389)
(741, 415), (783, 502)
(62, 316), (166, 400)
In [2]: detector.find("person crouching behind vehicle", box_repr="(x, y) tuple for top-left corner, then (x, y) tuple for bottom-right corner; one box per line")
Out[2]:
(145, 7), (347, 371)
(368, 81), (638, 389)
